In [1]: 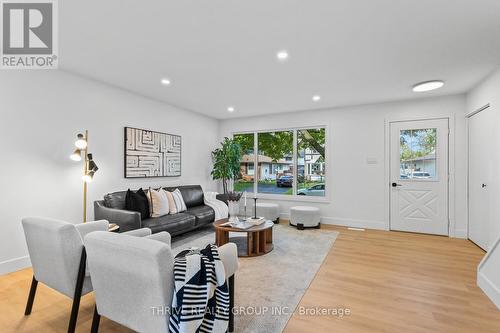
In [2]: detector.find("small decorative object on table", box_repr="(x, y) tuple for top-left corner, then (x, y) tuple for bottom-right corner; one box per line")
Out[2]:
(108, 223), (120, 233)
(226, 191), (242, 223)
(246, 217), (266, 226)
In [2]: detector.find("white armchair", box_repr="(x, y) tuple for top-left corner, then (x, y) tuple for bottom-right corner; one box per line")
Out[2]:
(84, 231), (239, 333)
(21, 217), (109, 333)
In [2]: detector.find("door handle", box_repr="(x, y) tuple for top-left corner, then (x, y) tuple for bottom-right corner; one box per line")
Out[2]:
(392, 182), (402, 187)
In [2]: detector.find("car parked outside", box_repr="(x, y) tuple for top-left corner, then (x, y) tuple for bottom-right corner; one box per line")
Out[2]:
(297, 183), (325, 196)
(276, 175), (293, 187)
(411, 172), (431, 179)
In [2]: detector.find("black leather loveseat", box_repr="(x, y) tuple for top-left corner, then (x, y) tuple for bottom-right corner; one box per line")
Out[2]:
(94, 185), (215, 236)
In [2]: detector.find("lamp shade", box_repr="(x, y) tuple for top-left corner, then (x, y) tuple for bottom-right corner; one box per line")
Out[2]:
(70, 149), (82, 161)
(75, 133), (87, 149)
(82, 170), (95, 183)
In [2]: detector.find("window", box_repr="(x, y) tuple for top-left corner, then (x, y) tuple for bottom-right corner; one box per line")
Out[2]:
(399, 128), (436, 180)
(297, 128), (326, 196)
(233, 127), (326, 198)
(233, 133), (254, 193)
(258, 131), (293, 195)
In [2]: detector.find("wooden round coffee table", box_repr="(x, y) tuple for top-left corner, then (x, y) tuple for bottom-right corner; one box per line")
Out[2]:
(214, 219), (274, 257)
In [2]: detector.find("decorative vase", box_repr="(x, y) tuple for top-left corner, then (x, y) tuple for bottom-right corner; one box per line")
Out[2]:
(227, 200), (240, 223)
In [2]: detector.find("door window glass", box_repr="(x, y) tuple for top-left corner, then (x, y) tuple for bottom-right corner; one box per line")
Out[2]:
(400, 128), (437, 180)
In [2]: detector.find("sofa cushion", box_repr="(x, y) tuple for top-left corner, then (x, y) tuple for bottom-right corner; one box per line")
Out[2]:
(165, 185), (204, 208)
(142, 213), (195, 234)
(185, 205), (215, 226)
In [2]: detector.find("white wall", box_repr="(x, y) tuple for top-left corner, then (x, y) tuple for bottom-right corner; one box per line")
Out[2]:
(220, 95), (467, 236)
(0, 70), (219, 274)
(467, 68), (500, 246)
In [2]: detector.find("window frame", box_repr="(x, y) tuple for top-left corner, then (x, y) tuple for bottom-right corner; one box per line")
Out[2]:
(232, 125), (329, 203)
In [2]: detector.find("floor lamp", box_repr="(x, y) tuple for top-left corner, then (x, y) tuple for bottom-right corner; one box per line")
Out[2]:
(70, 130), (99, 222)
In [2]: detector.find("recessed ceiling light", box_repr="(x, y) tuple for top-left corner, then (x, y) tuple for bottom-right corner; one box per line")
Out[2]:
(227, 106), (235, 112)
(412, 80), (444, 92)
(161, 78), (171, 86)
(276, 50), (289, 61)
(312, 95), (321, 102)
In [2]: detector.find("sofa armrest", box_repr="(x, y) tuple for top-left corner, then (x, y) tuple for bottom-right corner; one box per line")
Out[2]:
(94, 200), (141, 232)
(75, 220), (109, 239)
(145, 231), (171, 246)
(122, 228), (151, 237)
(218, 243), (239, 277)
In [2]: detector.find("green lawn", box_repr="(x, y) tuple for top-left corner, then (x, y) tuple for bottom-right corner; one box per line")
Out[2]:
(297, 181), (323, 190)
(235, 180), (323, 193)
(234, 181), (253, 191)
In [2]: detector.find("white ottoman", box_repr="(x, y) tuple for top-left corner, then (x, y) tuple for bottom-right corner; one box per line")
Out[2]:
(290, 206), (321, 230)
(256, 202), (280, 223)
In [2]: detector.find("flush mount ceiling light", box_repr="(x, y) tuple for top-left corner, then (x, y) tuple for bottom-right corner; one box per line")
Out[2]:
(412, 80), (444, 92)
(312, 95), (321, 102)
(161, 78), (171, 86)
(227, 106), (235, 112)
(276, 50), (289, 61)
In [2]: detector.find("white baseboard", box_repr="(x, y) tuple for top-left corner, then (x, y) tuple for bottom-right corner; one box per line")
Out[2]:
(478, 271), (500, 309)
(279, 213), (290, 220)
(0, 256), (31, 276)
(321, 216), (387, 230)
(279, 213), (386, 230)
(453, 229), (467, 239)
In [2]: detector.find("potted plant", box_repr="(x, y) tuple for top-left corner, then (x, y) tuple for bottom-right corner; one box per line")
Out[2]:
(211, 137), (242, 204)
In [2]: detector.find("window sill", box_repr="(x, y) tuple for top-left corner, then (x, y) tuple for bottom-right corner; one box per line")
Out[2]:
(250, 193), (330, 204)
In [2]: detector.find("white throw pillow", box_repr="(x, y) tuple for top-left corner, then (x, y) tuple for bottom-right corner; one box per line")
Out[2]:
(165, 190), (177, 214)
(149, 188), (170, 217)
(172, 189), (187, 212)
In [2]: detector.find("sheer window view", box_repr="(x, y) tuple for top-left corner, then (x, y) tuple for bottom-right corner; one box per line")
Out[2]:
(400, 128), (437, 180)
(234, 127), (326, 197)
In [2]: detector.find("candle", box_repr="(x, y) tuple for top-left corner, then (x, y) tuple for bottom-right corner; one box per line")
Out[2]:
(244, 191), (247, 207)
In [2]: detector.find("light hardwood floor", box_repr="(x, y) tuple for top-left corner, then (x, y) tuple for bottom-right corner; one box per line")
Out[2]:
(1, 226), (499, 332)
(285, 226), (500, 333)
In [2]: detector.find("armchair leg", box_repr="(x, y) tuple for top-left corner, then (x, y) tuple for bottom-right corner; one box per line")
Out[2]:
(68, 248), (87, 333)
(91, 305), (101, 333)
(24, 276), (38, 315)
(228, 274), (235, 332)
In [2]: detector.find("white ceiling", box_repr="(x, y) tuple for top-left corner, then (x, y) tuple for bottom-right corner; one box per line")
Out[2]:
(60, 0), (500, 119)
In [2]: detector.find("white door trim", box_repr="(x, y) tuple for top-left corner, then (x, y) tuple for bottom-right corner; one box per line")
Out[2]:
(384, 114), (456, 236)
(465, 103), (491, 244)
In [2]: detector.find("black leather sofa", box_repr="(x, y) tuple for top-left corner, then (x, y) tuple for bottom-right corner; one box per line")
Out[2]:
(94, 185), (215, 236)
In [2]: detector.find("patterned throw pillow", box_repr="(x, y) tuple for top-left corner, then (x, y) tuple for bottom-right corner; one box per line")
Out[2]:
(149, 188), (170, 217)
(171, 189), (187, 212)
(165, 190), (178, 214)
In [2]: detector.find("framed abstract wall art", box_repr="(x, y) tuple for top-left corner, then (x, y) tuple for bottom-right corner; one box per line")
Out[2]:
(124, 127), (181, 178)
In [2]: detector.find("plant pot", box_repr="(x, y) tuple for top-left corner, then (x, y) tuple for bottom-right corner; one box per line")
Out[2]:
(216, 193), (229, 205)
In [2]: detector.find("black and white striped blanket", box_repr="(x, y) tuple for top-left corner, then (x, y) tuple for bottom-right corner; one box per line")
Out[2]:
(169, 244), (230, 333)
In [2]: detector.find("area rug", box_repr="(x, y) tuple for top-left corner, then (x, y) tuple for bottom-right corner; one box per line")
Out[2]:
(171, 224), (338, 333)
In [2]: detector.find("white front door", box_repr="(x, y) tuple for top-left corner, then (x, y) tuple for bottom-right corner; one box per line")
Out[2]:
(390, 119), (449, 235)
(468, 107), (494, 250)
